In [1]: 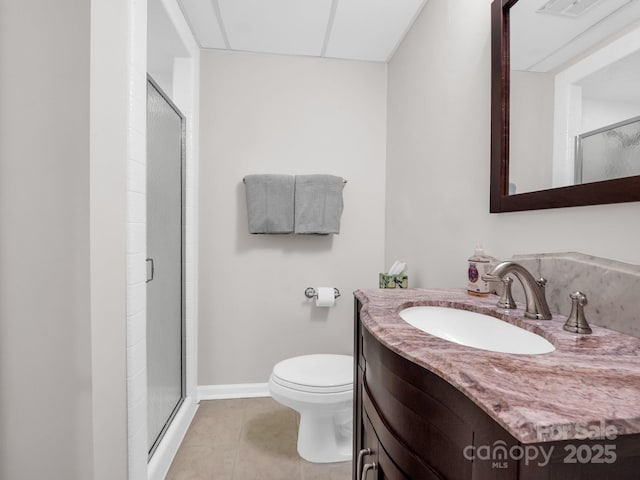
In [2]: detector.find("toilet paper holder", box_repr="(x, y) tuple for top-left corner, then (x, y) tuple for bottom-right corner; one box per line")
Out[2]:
(304, 287), (341, 299)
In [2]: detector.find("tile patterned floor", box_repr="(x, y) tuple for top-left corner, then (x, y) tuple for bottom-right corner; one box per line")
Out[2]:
(165, 397), (352, 480)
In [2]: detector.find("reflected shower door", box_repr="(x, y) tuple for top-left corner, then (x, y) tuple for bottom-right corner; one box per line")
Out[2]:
(146, 77), (185, 457)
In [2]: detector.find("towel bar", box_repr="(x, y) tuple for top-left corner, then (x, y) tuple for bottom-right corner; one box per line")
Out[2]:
(242, 176), (347, 184)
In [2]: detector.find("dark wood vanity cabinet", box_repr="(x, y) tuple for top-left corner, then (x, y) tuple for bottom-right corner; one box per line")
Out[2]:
(353, 299), (640, 480)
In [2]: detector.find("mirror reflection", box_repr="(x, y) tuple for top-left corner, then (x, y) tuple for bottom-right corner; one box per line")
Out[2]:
(509, 0), (640, 195)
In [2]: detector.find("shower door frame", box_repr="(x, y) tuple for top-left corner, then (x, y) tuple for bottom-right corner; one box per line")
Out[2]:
(146, 74), (187, 460)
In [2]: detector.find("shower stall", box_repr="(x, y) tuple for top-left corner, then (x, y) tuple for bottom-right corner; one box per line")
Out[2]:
(146, 76), (186, 458)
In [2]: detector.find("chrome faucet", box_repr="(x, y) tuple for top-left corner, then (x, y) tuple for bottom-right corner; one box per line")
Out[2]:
(482, 261), (552, 320)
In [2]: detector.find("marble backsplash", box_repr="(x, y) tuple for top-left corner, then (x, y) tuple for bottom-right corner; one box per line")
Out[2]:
(503, 252), (640, 338)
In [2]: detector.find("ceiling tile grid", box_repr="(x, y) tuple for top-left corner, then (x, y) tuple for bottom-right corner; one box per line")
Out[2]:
(325, 0), (425, 62)
(218, 0), (333, 57)
(178, 0), (227, 48)
(178, 0), (427, 62)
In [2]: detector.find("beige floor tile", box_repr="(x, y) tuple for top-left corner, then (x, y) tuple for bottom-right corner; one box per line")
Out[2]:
(301, 460), (352, 480)
(165, 444), (236, 480)
(232, 458), (302, 480)
(241, 407), (299, 455)
(234, 400), (302, 479)
(197, 398), (248, 416)
(167, 397), (352, 480)
(180, 400), (246, 448)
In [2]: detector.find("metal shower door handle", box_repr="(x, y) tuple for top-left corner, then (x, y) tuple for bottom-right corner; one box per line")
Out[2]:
(146, 258), (154, 283)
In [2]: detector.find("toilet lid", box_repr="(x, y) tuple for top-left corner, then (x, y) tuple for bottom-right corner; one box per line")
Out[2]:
(272, 354), (353, 392)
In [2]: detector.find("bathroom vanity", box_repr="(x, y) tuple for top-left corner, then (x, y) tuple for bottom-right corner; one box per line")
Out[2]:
(353, 289), (640, 479)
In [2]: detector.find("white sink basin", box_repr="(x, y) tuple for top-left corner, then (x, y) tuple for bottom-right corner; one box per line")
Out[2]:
(399, 306), (555, 355)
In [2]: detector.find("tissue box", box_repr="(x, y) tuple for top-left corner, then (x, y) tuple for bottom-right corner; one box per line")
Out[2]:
(379, 273), (408, 289)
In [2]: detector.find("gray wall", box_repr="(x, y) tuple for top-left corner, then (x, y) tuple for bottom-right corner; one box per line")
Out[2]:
(89, 0), (130, 478)
(510, 70), (554, 194)
(198, 51), (387, 385)
(385, 0), (640, 291)
(0, 1), (130, 479)
(0, 1), (93, 478)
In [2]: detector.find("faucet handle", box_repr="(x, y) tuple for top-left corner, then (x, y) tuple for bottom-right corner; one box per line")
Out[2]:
(571, 291), (587, 304)
(563, 291), (592, 334)
(497, 276), (517, 309)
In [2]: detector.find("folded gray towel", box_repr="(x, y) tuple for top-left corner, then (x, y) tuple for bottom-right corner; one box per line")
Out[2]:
(244, 174), (295, 234)
(294, 174), (345, 234)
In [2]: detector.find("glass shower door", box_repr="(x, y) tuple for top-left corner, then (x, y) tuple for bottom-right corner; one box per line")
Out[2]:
(146, 77), (185, 457)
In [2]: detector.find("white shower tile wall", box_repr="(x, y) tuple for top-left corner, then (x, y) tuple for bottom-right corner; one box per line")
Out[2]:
(124, 1), (201, 479)
(126, 0), (149, 479)
(128, 158), (146, 193)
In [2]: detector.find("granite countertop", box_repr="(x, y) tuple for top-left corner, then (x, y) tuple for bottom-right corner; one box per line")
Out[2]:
(355, 288), (640, 444)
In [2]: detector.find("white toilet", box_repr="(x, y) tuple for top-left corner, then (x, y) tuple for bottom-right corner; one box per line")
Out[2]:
(268, 353), (353, 463)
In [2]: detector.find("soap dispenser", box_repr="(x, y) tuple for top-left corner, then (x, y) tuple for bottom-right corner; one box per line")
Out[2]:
(467, 246), (491, 296)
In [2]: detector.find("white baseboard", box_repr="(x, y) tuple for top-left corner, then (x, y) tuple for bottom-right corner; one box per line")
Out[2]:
(198, 382), (270, 400)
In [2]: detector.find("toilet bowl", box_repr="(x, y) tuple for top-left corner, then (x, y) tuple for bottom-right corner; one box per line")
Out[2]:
(268, 354), (353, 463)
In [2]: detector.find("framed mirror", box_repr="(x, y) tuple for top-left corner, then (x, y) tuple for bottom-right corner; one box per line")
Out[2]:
(491, 0), (640, 212)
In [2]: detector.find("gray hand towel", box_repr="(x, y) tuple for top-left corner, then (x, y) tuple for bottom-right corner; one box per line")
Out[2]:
(244, 174), (295, 234)
(294, 174), (345, 234)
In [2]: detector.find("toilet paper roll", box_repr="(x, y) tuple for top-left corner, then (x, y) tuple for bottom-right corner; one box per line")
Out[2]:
(316, 287), (336, 307)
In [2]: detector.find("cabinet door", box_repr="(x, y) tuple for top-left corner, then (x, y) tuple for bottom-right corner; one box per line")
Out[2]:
(361, 412), (411, 480)
(359, 412), (379, 480)
(377, 446), (410, 480)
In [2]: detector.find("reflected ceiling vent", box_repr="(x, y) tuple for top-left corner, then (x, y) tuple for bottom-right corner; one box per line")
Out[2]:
(537, 0), (606, 17)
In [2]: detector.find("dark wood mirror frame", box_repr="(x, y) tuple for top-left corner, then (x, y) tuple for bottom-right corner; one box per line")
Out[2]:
(490, 0), (640, 213)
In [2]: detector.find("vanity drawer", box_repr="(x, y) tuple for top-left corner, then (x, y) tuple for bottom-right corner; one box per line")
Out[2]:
(363, 388), (442, 480)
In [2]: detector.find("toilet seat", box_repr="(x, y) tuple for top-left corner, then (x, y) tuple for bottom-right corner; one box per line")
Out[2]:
(271, 354), (353, 394)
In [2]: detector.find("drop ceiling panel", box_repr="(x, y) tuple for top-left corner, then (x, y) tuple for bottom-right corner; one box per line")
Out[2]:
(510, 0), (638, 72)
(218, 0), (333, 57)
(325, 0), (425, 62)
(178, 0), (226, 48)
